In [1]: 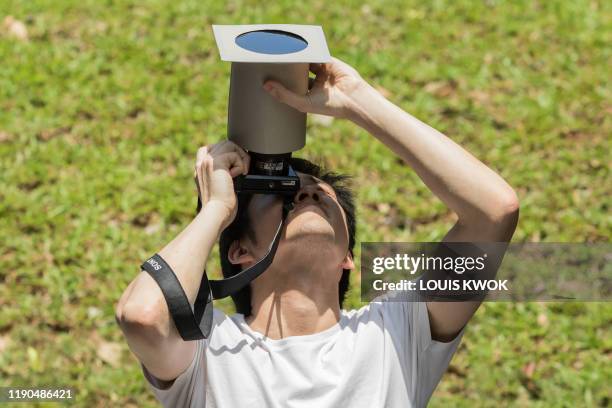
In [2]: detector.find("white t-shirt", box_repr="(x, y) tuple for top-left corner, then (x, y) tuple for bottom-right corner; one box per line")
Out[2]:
(141, 292), (464, 408)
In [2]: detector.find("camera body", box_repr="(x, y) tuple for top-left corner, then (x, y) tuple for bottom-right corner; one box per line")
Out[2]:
(234, 152), (300, 195)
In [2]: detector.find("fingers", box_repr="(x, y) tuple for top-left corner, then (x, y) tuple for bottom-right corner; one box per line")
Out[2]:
(233, 145), (250, 175)
(209, 140), (245, 157)
(195, 145), (244, 204)
(309, 63), (325, 76)
(203, 154), (211, 202)
(198, 141), (250, 172)
(195, 146), (209, 202)
(213, 152), (248, 178)
(263, 80), (310, 113)
(195, 146), (206, 186)
(211, 141), (250, 174)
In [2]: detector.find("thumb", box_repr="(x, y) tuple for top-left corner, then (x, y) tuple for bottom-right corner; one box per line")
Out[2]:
(263, 80), (309, 112)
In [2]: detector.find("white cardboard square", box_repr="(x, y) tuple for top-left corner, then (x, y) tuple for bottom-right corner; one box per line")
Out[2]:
(212, 24), (331, 63)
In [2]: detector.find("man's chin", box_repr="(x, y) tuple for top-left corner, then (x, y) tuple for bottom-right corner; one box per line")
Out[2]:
(284, 218), (336, 243)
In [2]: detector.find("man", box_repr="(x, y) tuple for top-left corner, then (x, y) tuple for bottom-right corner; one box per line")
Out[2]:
(116, 57), (519, 407)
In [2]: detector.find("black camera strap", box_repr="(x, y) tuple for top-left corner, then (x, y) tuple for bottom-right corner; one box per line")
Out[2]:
(141, 197), (295, 341)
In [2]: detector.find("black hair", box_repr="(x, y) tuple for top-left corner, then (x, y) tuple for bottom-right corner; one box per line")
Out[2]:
(218, 157), (356, 316)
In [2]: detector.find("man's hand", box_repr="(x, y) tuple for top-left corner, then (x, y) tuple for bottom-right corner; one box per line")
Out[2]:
(194, 140), (250, 230)
(262, 56), (370, 120)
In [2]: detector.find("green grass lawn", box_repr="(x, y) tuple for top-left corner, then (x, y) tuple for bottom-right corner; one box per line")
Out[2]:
(1, 0), (610, 406)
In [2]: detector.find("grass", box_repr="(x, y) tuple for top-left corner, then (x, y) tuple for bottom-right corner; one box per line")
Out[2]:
(0, 0), (610, 406)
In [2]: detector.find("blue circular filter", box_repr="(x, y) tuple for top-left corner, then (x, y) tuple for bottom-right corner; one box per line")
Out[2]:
(235, 30), (308, 55)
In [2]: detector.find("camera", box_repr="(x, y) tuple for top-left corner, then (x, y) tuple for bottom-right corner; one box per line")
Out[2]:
(212, 24), (332, 197)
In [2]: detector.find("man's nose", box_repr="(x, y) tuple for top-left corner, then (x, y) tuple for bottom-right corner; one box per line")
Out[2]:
(294, 185), (323, 204)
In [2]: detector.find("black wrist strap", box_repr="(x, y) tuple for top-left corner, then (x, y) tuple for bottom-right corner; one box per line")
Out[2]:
(141, 197), (294, 341)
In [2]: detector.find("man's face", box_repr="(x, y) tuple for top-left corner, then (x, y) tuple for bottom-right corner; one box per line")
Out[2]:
(244, 172), (351, 262)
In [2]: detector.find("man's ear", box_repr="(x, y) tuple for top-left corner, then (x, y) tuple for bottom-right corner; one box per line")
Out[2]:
(340, 251), (355, 270)
(228, 240), (256, 266)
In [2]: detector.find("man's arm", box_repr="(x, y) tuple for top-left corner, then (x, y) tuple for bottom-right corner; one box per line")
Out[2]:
(345, 82), (519, 341)
(262, 57), (518, 342)
(115, 202), (227, 383)
(115, 142), (249, 383)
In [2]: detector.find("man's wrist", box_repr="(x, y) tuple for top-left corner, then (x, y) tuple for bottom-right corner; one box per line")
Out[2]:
(196, 200), (233, 231)
(345, 81), (388, 132)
